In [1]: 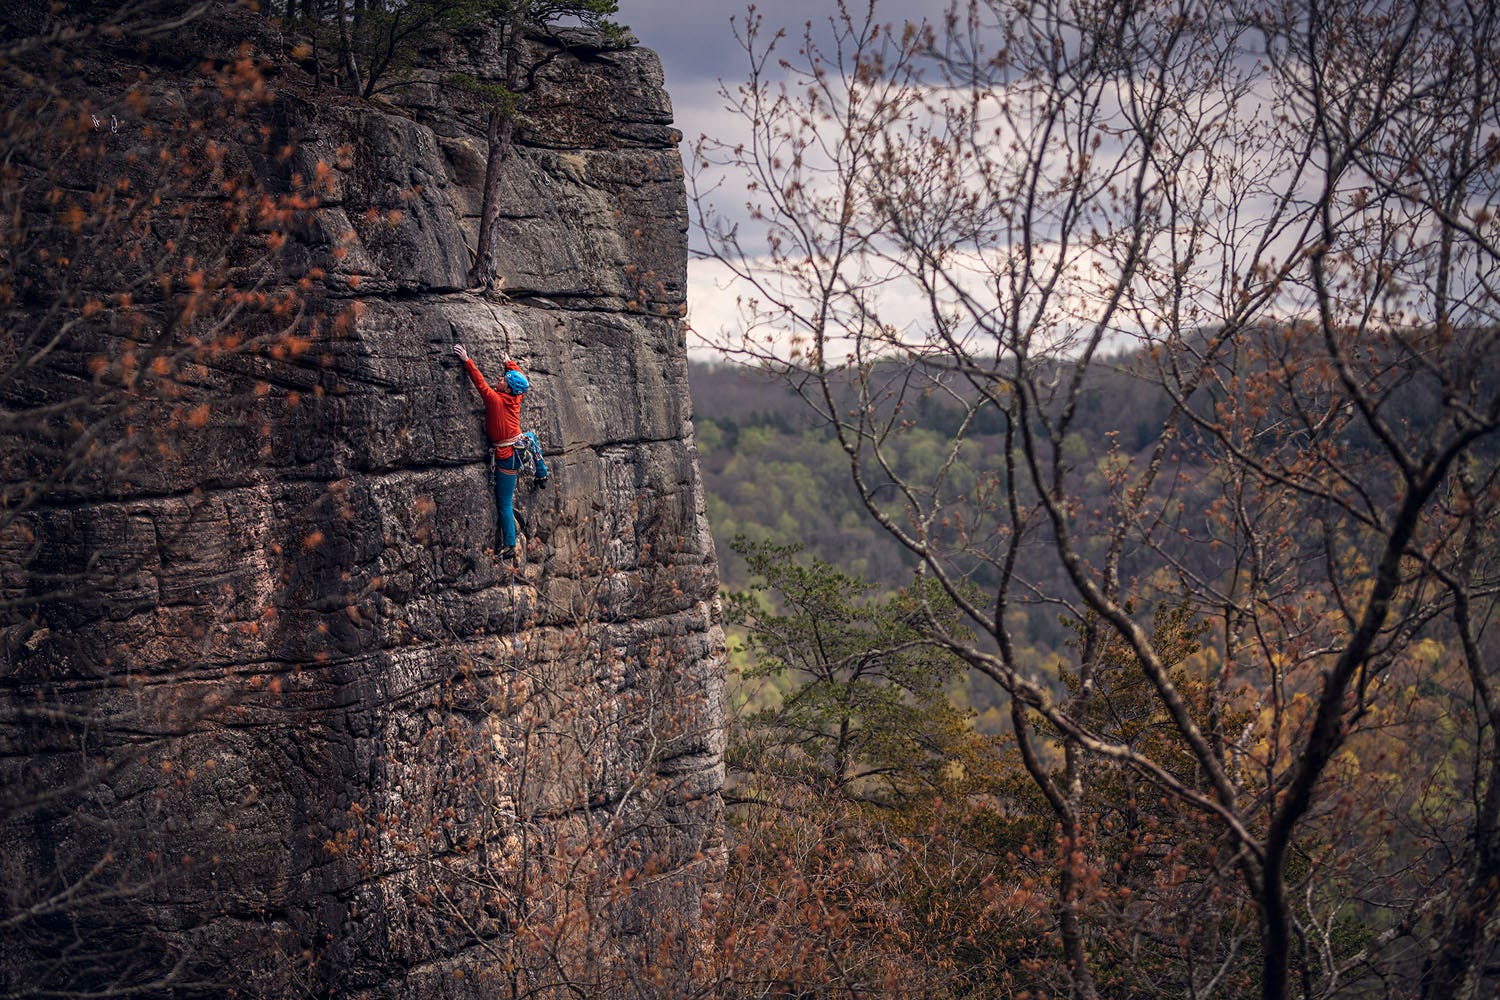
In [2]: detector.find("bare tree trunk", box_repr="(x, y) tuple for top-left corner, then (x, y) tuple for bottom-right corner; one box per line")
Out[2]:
(470, 104), (512, 288)
(1012, 702), (1100, 1000)
(333, 0), (361, 96)
(1423, 519), (1500, 1000)
(469, 24), (523, 288)
(1058, 809), (1100, 1000)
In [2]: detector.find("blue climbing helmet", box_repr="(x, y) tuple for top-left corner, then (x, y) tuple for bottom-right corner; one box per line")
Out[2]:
(505, 369), (529, 395)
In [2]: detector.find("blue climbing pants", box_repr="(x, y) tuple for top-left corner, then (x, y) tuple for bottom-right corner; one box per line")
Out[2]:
(493, 433), (548, 548)
(494, 451), (523, 548)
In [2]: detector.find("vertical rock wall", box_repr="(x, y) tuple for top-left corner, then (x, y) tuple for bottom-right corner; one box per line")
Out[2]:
(0, 8), (724, 997)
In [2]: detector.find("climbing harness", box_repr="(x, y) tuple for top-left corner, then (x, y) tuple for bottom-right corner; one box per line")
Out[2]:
(491, 431), (547, 478)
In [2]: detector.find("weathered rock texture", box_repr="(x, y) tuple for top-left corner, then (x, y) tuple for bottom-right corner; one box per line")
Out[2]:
(0, 7), (724, 998)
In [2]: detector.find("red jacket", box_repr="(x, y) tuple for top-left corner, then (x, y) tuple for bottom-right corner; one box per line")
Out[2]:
(462, 356), (525, 458)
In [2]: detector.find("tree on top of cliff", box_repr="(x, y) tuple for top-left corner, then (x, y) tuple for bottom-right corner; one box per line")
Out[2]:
(279, 0), (477, 98)
(272, 1), (624, 289)
(463, 0), (624, 288)
(275, 1), (623, 96)
(693, 0), (1500, 997)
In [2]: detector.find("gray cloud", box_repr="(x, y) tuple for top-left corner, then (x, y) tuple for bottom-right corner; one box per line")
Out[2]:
(628, 0), (955, 101)
(629, 0), (839, 90)
(622, 0), (958, 352)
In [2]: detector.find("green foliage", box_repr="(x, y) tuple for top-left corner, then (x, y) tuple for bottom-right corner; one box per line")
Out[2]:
(1062, 603), (1213, 759)
(724, 537), (976, 808)
(480, 0), (625, 48)
(449, 72), (520, 112)
(718, 541), (1029, 996)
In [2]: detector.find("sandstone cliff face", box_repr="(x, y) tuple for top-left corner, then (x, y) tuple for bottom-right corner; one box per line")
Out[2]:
(0, 8), (724, 997)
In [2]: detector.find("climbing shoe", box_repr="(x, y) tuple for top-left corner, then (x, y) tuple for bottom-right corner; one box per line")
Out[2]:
(534, 475), (549, 490)
(500, 545), (517, 561)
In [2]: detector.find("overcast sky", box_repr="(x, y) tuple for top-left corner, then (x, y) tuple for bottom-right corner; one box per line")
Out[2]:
(618, 0), (766, 190)
(620, 1), (865, 352)
(623, 0), (757, 352)
(623, 0), (813, 121)
(620, 1), (963, 355)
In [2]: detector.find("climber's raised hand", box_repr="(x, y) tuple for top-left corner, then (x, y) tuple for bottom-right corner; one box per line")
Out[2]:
(452, 343), (469, 362)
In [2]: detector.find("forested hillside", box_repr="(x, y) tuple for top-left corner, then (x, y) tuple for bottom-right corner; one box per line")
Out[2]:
(691, 354), (1204, 725)
(692, 354), (1175, 587)
(690, 361), (900, 583)
(690, 312), (1500, 996)
(692, 347), (1492, 595)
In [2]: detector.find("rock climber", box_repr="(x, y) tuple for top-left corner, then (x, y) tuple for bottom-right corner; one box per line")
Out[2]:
(452, 342), (549, 560)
